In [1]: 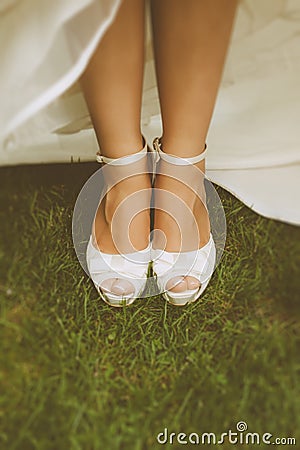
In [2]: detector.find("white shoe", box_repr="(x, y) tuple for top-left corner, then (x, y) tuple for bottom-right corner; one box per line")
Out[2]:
(86, 236), (151, 307)
(86, 137), (153, 307)
(151, 137), (216, 306)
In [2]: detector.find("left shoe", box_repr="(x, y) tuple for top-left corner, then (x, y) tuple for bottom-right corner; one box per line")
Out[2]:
(151, 137), (216, 306)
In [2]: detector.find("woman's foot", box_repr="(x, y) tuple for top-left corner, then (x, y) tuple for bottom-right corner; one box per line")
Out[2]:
(92, 170), (152, 297)
(86, 137), (153, 302)
(152, 138), (211, 294)
(93, 173), (151, 255)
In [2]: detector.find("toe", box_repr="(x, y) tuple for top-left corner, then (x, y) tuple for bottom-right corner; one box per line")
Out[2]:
(100, 278), (135, 296)
(100, 278), (114, 293)
(166, 276), (200, 293)
(166, 276), (188, 293)
(186, 276), (201, 290)
(111, 278), (135, 296)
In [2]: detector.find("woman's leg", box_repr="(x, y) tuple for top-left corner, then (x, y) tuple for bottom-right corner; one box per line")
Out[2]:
(80, 0), (150, 295)
(151, 0), (237, 292)
(81, 0), (145, 157)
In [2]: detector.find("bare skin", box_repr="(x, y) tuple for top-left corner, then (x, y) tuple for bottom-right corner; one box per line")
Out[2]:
(151, 0), (237, 292)
(80, 0), (238, 295)
(80, 0), (150, 295)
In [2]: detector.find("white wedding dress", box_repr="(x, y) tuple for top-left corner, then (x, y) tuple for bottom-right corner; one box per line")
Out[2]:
(0, 0), (299, 225)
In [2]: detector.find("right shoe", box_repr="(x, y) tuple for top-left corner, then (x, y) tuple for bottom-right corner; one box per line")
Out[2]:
(86, 236), (151, 307)
(86, 137), (153, 307)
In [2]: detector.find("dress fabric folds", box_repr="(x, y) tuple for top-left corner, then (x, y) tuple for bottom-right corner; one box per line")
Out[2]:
(0, 0), (299, 225)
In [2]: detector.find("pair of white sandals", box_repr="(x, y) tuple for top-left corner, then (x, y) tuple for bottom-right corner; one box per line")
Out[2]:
(86, 137), (216, 307)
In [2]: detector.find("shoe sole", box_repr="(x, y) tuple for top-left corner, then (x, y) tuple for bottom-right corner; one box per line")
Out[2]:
(95, 282), (149, 308)
(95, 284), (136, 307)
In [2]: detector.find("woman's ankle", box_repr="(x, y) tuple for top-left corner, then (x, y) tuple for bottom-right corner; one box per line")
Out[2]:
(160, 135), (206, 159)
(97, 134), (145, 159)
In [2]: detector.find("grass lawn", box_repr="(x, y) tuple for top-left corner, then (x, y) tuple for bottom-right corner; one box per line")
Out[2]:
(0, 162), (299, 450)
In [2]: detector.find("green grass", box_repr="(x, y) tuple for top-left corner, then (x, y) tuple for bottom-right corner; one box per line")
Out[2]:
(0, 162), (299, 450)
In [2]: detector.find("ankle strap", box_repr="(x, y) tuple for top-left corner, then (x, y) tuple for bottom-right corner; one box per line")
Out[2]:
(153, 137), (207, 165)
(96, 137), (148, 166)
